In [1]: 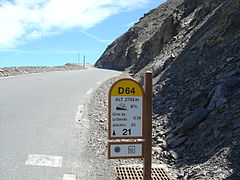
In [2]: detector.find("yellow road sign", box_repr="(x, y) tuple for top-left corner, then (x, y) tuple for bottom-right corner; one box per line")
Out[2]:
(108, 78), (144, 139)
(110, 79), (143, 96)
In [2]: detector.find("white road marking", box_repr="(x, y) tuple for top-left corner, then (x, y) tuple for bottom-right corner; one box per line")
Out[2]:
(75, 104), (84, 121)
(0, 76), (13, 80)
(86, 88), (93, 95)
(63, 174), (76, 180)
(25, 154), (62, 167)
(96, 81), (101, 85)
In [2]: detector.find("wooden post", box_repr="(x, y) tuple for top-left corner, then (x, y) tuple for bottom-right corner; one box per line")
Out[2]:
(143, 71), (153, 180)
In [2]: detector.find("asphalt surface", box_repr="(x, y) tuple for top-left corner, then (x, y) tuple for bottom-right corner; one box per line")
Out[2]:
(0, 67), (121, 180)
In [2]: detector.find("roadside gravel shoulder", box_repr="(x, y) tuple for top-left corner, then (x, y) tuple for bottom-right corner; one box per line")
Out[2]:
(86, 73), (144, 179)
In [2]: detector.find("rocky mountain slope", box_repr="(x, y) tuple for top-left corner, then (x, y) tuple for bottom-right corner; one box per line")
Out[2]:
(95, 0), (240, 179)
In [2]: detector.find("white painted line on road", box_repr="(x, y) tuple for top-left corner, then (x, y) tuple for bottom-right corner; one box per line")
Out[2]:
(63, 174), (76, 180)
(25, 154), (62, 167)
(0, 76), (14, 80)
(86, 88), (93, 95)
(75, 104), (84, 121)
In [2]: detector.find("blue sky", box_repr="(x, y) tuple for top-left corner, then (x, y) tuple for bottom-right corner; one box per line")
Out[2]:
(0, 0), (166, 67)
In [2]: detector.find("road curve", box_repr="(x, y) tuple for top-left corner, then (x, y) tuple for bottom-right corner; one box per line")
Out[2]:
(0, 67), (121, 180)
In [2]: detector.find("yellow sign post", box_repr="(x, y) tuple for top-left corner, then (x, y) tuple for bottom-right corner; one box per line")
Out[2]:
(108, 75), (153, 180)
(108, 78), (145, 139)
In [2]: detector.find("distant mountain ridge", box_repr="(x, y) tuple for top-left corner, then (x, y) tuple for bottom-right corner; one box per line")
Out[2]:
(0, 63), (84, 77)
(95, 0), (240, 179)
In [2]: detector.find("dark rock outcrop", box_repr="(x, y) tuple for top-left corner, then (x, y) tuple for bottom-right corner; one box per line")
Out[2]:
(95, 0), (184, 71)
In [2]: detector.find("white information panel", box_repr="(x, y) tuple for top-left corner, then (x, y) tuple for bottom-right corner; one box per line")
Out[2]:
(110, 96), (142, 138)
(108, 142), (143, 159)
(108, 78), (144, 139)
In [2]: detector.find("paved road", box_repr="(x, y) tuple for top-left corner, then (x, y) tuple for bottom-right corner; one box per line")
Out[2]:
(0, 67), (121, 180)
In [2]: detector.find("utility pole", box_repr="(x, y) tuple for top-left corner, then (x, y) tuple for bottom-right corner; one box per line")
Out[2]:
(78, 52), (80, 64)
(83, 55), (86, 68)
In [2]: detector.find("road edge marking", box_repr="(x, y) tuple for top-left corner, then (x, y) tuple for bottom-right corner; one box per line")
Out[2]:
(75, 104), (84, 122)
(63, 174), (76, 180)
(86, 88), (93, 95)
(96, 81), (101, 85)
